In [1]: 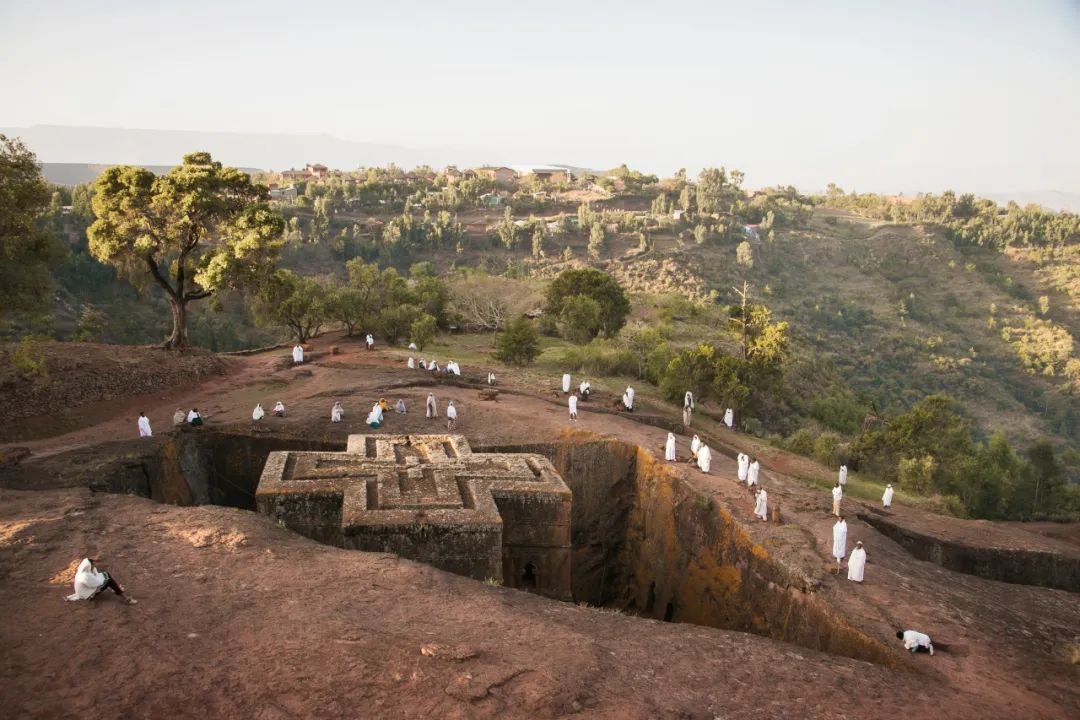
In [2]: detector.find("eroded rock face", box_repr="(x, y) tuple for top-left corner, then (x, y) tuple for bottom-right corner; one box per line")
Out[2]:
(255, 434), (573, 599)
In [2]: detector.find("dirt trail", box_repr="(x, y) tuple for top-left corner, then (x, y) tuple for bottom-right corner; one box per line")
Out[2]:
(2, 336), (1078, 718)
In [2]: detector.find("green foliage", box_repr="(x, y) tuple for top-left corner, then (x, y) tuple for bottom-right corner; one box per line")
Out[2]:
(377, 304), (423, 345)
(87, 152), (284, 348)
(786, 427), (817, 456)
(736, 240), (754, 268)
(812, 431), (844, 467)
(8, 336), (48, 377)
(587, 223), (606, 260)
(0, 135), (65, 320)
(557, 339), (638, 377)
(493, 317), (540, 366)
(256, 270), (328, 342)
(557, 294), (603, 344)
(409, 313), (437, 350)
(898, 455), (935, 494)
(544, 268), (630, 338)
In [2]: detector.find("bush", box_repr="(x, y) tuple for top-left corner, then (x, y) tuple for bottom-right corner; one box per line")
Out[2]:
(742, 417), (764, 437)
(493, 317), (540, 365)
(557, 340), (638, 376)
(377, 304), (422, 345)
(544, 268), (630, 337)
(409, 313), (437, 350)
(786, 427), (817, 456)
(898, 455), (935, 494)
(812, 431), (842, 467)
(557, 294), (603, 344)
(10, 336), (47, 378)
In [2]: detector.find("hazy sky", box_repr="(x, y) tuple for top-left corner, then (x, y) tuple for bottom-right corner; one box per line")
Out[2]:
(2, 0), (1079, 192)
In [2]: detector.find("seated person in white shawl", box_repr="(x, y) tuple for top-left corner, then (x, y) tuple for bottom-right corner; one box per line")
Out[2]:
(847, 541), (866, 582)
(579, 379), (591, 398)
(366, 402), (384, 428)
(66, 557), (136, 605)
(448, 361), (462, 376)
(292, 344), (304, 365)
(896, 629), (934, 655)
(274, 401), (286, 417)
(429, 360), (440, 373)
(331, 401), (344, 423)
(137, 412), (152, 438)
(408, 342), (418, 350)
(754, 487), (768, 521)
(173, 408), (186, 426)
(696, 444), (712, 473)
(395, 399), (407, 414)
(187, 408), (204, 427)
(252, 403), (265, 421)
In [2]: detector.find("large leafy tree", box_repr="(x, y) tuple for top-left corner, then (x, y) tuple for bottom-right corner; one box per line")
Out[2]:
(544, 268), (630, 338)
(87, 152), (284, 348)
(0, 135), (65, 320)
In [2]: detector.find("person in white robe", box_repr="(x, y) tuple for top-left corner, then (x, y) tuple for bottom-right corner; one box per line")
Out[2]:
(568, 392), (579, 421)
(882, 484), (894, 508)
(562, 373), (572, 393)
(450, 361), (462, 376)
(395, 399), (407, 414)
(748, 458), (761, 487)
(839, 464), (848, 486)
(137, 412), (152, 438)
(173, 408), (186, 426)
(187, 408), (204, 426)
(408, 342), (418, 351)
(737, 453), (750, 483)
(754, 487), (768, 521)
(274, 401), (286, 417)
(488, 372), (496, 385)
(365, 408), (382, 428)
(684, 391), (694, 411)
(625, 386), (635, 407)
(832, 516), (848, 565)
(446, 400), (458, 431)
(723, 408), (734, 429)
(66, 558), (136, 604)
(366, 333), (375, 350)
(579, 380), (591, 398)
(419, 358), (427, 369)
(426, 393), (438, 418)
(697, 444), (712, 473)
(292, 344), (304, 365)
(407, 357), (415, 369)
(622, 391), (633, 411)
(331, 402), (344, 423)
(682, 406), (692, 427)
(252, 403), (265, 421)
(832, 482), (843, 516)
(371, 402), (384, 423)
(896, 629), (934, 655)
(847, 541), (866, 582)
(429, 360), (440, 373)
(690, 435), (702, 458)
(665, 432), (676, 461)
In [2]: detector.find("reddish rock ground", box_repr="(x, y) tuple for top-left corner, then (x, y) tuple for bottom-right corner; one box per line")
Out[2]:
(1, 336), (1077, 719)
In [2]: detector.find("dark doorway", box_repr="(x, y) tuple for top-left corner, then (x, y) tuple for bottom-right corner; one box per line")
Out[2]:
(522, 562), (538, 589)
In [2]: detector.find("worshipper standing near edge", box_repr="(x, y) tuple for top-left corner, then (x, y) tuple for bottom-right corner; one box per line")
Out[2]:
(137, 412), (152, 438)
(832, 481), (843, 516)
(665, 432), (676, 462)
(839, 464), (848, 486)
(426, 393), (438, 419)
(252, 403), (265, 421)
(446, 400), (458, 431)
(737, 452), (749, 483)
(723, 407), (734, 429)
(488, 372), (496, 385)
(274, 401), (286, 418)
(683, 391), (694, 427)
(173, 408), (186, 426)
(832, 515), (848, 566)
(690, 434), (702, 460)
(66, 557), (136, 605)
(292, 343), (304, 365)
(748, 457), (761, 488)
(562, 373), (572, 394)
(697, 443), (712, 473)
(622, 389), (634, 412)
(568, 391), (579, 422)
(897, 629), (934, 655)
(754, 486), (768, 521)
(331, 401), (344, 423)
(883, 483), (894, 508)
(847, 541), (866, 582)
(366, 333), (375, 350)
(395, 399), (407, 414)
(625, 385), (635, 408)
(187, 408), (204, 427)
(407, 357), (415, 369)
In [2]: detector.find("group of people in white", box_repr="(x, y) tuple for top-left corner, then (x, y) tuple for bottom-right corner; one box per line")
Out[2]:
(407, 356), (473, 379)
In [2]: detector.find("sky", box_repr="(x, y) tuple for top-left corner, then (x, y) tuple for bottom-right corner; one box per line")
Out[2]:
(1, 0), (1079, 193)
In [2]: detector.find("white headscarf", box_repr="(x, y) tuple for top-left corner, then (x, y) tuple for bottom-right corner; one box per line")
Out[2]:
(66, 558), (106, 601)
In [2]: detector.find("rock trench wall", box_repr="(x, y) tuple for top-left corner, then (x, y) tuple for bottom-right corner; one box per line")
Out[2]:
(487, 433), (895, 666)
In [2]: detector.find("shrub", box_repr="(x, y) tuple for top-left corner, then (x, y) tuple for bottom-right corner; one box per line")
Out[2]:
(10, 336), (47, 378)
(409, 313), (437, 350)
(557, 294), (603, 344)
(786, 427), (817, 456)
(812, 431), (842, 467)
(544, 268), (630, 337)
(898, 455), (935, 494)
(377, 304), (423, 345)
(493, 317), (540, 365)
(557, 341), (638, 377)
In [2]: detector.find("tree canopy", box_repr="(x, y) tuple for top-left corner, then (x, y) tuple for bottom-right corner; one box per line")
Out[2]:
(544, 268), (630, 339)
(87, 152), (284, 348)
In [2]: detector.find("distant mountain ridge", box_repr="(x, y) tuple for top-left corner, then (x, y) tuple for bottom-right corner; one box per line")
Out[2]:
(2, 124), (499, 175)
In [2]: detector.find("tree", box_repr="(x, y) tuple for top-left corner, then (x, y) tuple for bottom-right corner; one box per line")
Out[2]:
(544, 268), (630, 337)
(258, 270), (328, 342)
(587, 223), (606, 260)
(410, 313), (437, 350)
(326, 287), (366, 336)
(493, 317), (540, 365)
(377, 304), (423, 345)
(0, 134), (64, 320)
(531, 226), (545, 259)
(558, 294), (603, 344)
(736, 240), (754, 268)
(88, 152), (284, 348)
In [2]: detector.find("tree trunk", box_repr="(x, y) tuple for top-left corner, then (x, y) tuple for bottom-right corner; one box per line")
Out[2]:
(166, 298), (189, 349)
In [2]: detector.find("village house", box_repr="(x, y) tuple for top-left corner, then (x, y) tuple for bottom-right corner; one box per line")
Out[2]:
(476, 166), (517, 184)
(515, 165), (571, 184)
(268, 185), (298, 202)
